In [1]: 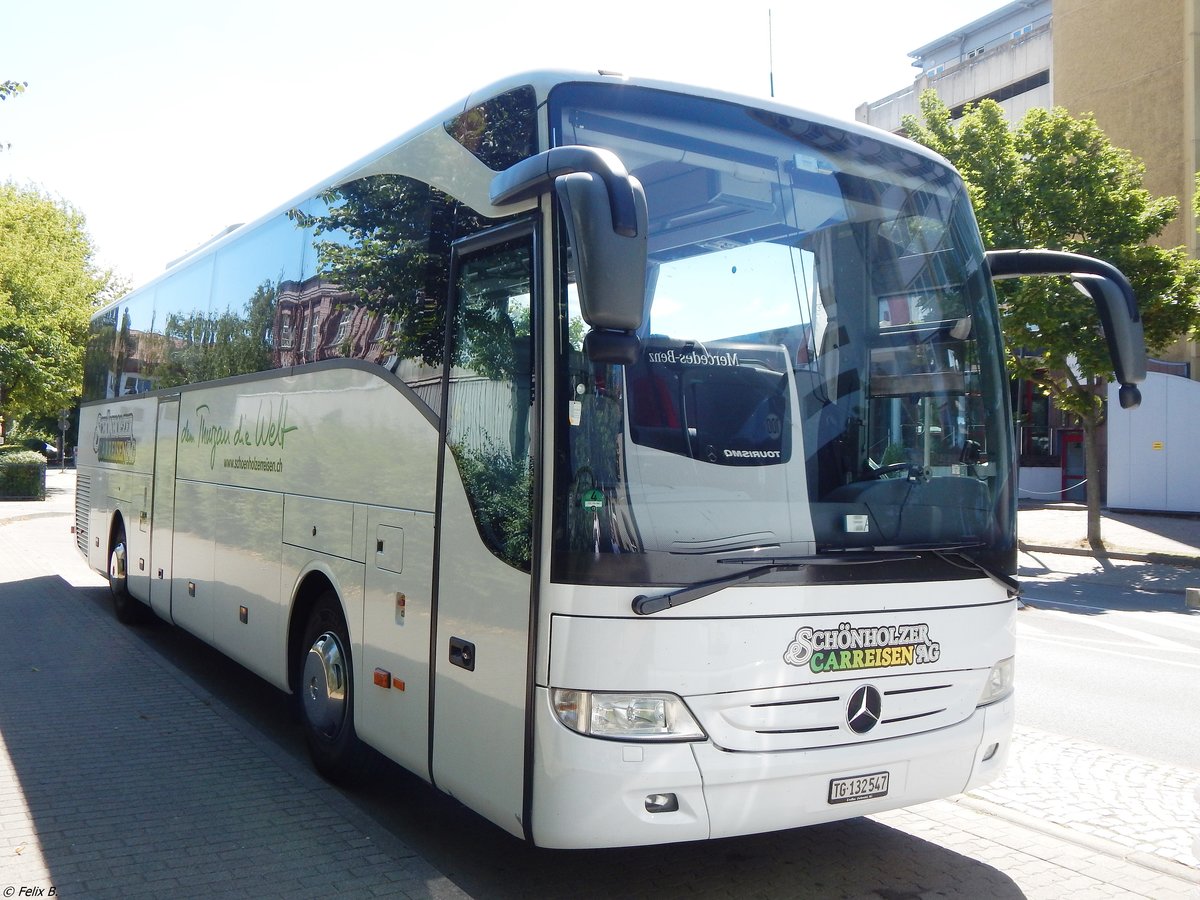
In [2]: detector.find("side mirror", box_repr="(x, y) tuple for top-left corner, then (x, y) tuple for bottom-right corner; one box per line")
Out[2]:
(555, 171), (648, 364)
(985, 249), (1146, 409)
(491, 146), (649, 364)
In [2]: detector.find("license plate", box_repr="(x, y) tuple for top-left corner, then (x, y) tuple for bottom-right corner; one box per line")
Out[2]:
(828, 771), (889, 804)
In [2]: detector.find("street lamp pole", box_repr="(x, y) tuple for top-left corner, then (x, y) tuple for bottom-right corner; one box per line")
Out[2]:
(58, 409), (70, 472)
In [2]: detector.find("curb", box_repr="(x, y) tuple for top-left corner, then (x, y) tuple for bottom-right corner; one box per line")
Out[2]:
(1018, 541), (1200, 569)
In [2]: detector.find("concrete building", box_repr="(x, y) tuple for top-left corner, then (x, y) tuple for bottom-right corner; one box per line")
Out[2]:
(856, 0), (1052, 134)
(1054, 0), (1200, 378)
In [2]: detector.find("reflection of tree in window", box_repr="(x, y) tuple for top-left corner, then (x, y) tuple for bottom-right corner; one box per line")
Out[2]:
(447, 237), (535, 571)
(444, 85), (537, 172)
(291, 175), (521, 373)
(147, 280), (277, 389)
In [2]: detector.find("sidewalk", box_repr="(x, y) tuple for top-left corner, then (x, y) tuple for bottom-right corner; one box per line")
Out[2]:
(1019, 501), (1200, 567)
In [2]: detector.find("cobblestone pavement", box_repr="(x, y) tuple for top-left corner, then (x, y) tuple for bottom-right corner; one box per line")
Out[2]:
(0, 472), (1197, 898)
(968, 726), (1200, 871)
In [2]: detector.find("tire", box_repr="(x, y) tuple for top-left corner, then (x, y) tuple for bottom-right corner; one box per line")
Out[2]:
(297, 591), (362, 782)
(109, 522), (148, 625)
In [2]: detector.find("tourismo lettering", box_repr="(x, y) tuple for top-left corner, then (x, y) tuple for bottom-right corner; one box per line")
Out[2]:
(783, 622), (941, 673)
(724, 449), (782, 459)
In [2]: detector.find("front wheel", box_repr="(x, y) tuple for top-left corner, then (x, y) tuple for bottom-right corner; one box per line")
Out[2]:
(297, 591), (362, 782)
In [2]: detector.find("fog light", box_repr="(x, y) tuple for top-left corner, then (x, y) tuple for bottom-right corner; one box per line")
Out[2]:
(645, 793), (679, 813)
(982, 742), (999, 762)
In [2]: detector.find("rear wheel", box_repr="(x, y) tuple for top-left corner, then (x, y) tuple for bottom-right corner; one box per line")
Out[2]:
(109, 522), (148, 625)
(297, 591), (362, 782)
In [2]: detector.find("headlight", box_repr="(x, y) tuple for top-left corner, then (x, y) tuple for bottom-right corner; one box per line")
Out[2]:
(551, 689), (705, 741)
(978, 656), (1015, 706)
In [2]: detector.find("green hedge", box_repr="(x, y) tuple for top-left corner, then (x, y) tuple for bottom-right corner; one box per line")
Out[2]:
(0, 449), (47, 500)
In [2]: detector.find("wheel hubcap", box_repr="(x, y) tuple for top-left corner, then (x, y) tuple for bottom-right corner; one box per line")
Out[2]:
(302, 631), (347, 738)
(109, 542), (127, 581)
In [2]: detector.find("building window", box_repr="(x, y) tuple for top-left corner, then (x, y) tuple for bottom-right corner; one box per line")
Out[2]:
(965, 46), (986, 60)
(926, 64), (944, 77)
(280, 310), (293, 349)
(304, 312), (320, 351)
(374, 315), (391, 342)
(1012, 24), (1033, 39)
(334, 313), (350, 345)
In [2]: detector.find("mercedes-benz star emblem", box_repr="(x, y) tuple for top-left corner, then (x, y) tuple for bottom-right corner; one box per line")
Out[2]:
(846, 685), (882, 734)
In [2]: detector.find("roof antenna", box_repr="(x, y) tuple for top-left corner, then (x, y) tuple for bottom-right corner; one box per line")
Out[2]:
(768, 9), (776, 98)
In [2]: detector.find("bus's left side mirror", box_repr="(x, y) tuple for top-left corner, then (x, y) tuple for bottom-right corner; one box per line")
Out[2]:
(490, 145), (649, 365)
(986, 249), (1147, 409)
(555, 171), (648, 364)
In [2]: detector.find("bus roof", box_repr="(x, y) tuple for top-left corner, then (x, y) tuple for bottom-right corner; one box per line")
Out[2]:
(95, 69), (952, 319)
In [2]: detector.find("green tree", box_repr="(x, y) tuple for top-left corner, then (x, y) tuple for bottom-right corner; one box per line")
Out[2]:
(0, 184), (109, 441)
(903, 93), (1200, 545)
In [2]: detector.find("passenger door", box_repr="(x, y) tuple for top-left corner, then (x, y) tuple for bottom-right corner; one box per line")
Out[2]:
(432, 223), (536, 838)
(149, 396), (178, 620)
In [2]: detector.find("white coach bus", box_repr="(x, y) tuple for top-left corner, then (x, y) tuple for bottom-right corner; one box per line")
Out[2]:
(75, 71), (1145, 849)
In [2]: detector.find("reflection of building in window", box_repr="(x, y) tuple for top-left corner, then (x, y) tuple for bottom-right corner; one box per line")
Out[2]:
(334, 313), (350, 346)
(104, 329), (168, 398)
(271, 278), (441, 409)
(280, 310), (294, 348)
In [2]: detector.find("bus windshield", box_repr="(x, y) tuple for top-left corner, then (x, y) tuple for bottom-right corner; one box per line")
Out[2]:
(549, 83), (1013, 587)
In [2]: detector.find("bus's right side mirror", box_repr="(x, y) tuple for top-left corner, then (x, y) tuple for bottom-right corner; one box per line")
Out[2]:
(985, 249), (1147, 409)
(556, 171), (649, 365)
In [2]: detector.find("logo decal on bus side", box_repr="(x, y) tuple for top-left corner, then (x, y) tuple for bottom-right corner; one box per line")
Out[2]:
(783, 622), (941, 673)
(179, 399), (298, 471)
(94, 411), (137, 465)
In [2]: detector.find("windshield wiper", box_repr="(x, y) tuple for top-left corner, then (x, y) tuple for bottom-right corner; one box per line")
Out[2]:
(630, 543), (1014, 615)
(631, 552), (911, 616)
(931, 548), (1021, 599)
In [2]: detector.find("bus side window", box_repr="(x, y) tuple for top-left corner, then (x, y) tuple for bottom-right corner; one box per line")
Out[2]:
(444, 231), (536, 571)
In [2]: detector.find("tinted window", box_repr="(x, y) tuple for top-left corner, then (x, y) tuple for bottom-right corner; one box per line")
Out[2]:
(445, 85), (538, 171)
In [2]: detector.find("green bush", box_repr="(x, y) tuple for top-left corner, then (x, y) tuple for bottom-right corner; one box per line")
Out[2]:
(0, 448), (47, 500)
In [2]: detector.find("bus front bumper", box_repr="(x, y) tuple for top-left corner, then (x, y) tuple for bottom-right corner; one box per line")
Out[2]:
(530, 688), (1013, 849)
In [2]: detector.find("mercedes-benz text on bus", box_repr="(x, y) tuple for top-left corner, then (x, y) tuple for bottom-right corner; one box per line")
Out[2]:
(75, 71), (1145, 849)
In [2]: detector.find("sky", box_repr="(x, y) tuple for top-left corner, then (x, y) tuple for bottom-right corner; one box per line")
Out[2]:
(2, 0), (1007, 288)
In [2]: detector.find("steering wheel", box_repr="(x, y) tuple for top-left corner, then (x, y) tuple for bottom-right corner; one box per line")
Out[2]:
(866, 462), (912, 479)
(867, 463), (930, 482)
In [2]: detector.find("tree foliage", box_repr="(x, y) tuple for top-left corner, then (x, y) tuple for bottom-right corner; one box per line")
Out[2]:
(902, 93), (1200, 541)
(903, 94), (1200, 403)
(0, 184), (108, 434)
(147, 280), (277, 389)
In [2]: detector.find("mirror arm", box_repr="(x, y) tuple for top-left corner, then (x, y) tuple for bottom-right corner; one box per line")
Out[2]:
(985, 249), (1146, 409)
(490, 146), (640, 236)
